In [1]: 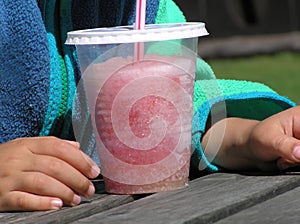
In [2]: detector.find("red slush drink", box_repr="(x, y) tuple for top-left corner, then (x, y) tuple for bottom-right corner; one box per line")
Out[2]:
(83, 54), (195, 194)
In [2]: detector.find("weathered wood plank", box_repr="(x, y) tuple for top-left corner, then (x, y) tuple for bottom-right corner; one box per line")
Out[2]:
(0, 179), (136, 224)
(1, 194), (135, 224)
(214, 185), (300, 224)
(71, 172), (300, 224)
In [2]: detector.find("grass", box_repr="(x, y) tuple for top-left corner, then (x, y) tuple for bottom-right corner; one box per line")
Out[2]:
(207, 52), (300, 105)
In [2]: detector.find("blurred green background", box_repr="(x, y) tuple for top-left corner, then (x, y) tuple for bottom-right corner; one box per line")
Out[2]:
(207, 52), (300, 105)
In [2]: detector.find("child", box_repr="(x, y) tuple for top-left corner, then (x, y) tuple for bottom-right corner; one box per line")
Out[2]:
(0, 0), (299, 211)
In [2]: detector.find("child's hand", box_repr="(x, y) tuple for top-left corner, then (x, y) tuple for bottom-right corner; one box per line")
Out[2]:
(0, 137), (100, 211)
(202, 106), (300, 171)
(249, 105), (300, 170)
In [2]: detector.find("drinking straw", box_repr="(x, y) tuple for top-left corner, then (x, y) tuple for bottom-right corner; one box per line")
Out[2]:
(135, 0), (146, 30)
(134, 0), (146, 61)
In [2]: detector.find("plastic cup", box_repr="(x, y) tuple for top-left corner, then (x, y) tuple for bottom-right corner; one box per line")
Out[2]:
(66, 22), (209, 194)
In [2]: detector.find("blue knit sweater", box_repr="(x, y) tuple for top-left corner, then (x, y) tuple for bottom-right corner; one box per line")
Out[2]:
(0, 0), (295, 171)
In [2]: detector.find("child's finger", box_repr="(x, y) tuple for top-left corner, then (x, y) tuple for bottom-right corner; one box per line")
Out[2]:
(25, 137), (100, 179)
(273, 135), (300, 162)
(13, 171), (83, 206)
(0, 191), (63, 211)
(29, 155), (95, 198)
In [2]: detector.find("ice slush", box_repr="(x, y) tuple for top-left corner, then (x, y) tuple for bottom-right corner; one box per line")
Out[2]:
(83, 54), (195, 194)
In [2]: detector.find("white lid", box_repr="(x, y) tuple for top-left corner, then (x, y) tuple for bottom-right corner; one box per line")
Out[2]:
(65, 22), (208, 45)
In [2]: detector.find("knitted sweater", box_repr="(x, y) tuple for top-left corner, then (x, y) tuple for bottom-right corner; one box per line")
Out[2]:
(0, 0), (295, 172)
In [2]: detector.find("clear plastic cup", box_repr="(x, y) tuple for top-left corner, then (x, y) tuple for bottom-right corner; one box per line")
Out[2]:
(66, 22), (209, 194)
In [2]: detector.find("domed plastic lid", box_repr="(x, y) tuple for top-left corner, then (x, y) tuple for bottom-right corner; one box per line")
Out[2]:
(65, 22), (208, 45)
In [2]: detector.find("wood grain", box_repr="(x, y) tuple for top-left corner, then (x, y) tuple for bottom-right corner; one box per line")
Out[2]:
(215, 185), (300, 224)
(71, 173), (300, 224)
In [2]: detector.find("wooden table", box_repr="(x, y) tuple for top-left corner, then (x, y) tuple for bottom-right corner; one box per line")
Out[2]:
(1, 170), (300, 224)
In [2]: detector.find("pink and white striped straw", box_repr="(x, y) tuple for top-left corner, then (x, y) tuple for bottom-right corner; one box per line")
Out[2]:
(134, 0), (146, 61)
(135, 0), (146, 30)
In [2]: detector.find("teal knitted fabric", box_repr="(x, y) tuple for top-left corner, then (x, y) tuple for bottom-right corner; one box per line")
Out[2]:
(39, 0), (64, 137)
(39, 1), (80, 139)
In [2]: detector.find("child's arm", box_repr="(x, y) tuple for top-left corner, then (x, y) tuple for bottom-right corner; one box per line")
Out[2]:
(202, 106), (300, 171)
